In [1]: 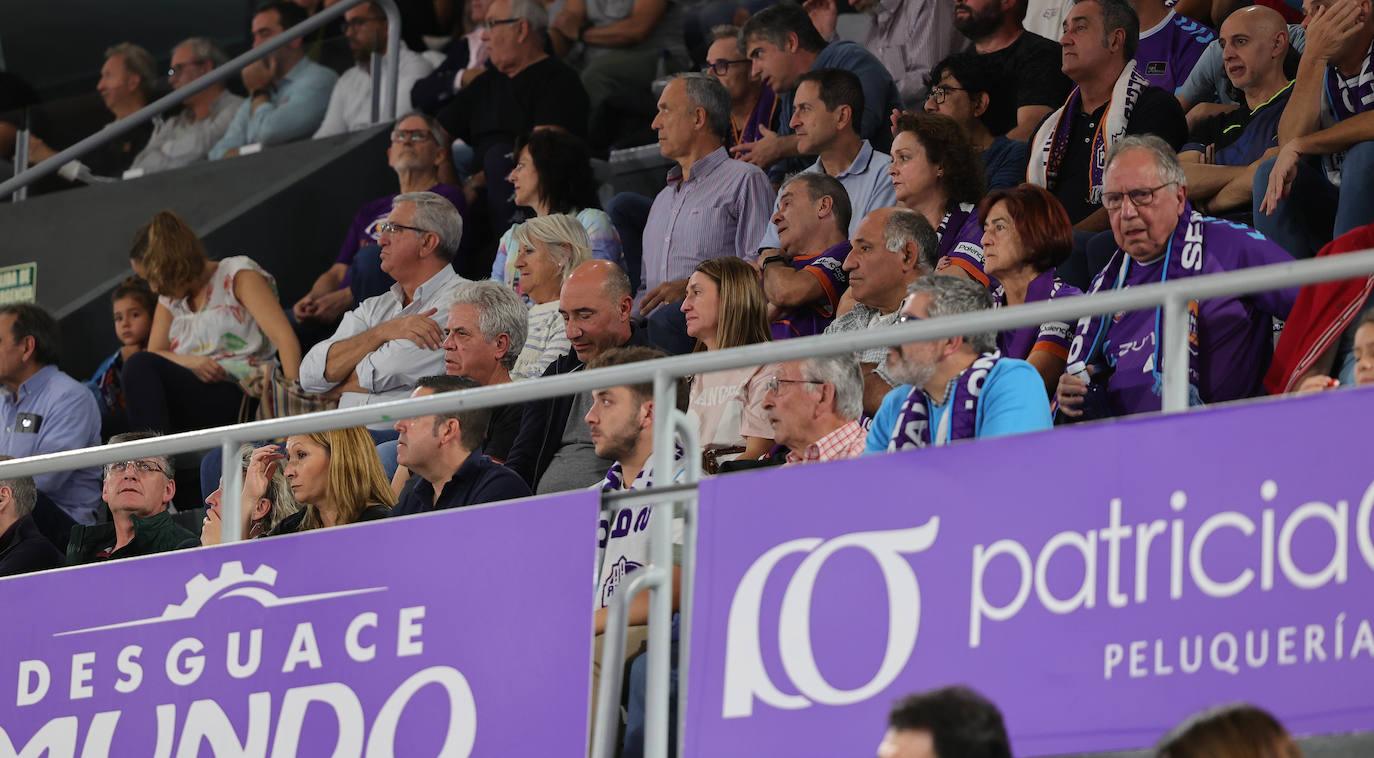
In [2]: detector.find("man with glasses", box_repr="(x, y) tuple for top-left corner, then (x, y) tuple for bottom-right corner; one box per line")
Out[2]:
(762, 355), (867, 464)
(703, 24), (777, 148)
(301, 192), (470, 432)
(67, 432), (194, 565)
(922, 53), (1028, 192)
(436, 0), (589, 247)
(291, 111), (467, 346)
(131, 38), (244, 174)
(868, 275), (1050, 452)
(1057, 136), (1296, 420)
(315, 1), (434, 137)
(211, 1), (339, 159)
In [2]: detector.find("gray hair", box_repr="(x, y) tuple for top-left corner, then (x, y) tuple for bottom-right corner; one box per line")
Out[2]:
(905, 275), (997, 353)
(883, 208), (940, 273)
(675, 72), (732, 142)
(449, 280), (529, 370)
(1106, 134), (1186, 187)
(508, 0), (550, 41)
(105, 42), (158, 100)
(800, 354), (864, 421)
(231, 445), (299, 533)
(394, 191), (464, 261)
(710, 24), (746, 55)
(0, 455), (37, 519)
(782, 172), (852, 234)
(396, 109), (445, 144)
(176, 36), (229, 68)
(509, 214), (592, 281)
(105, 431), (174, 479)
(1073, 0), (1140, 61)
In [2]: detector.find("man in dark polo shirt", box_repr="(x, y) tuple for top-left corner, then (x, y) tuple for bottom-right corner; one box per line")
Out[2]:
(1180, 5), (1294, 220)
(954, 0), (1074, 140)
(1027, 0), (1187, 232)
(437, 0), (590, 245)
(390, 375), (530, 516)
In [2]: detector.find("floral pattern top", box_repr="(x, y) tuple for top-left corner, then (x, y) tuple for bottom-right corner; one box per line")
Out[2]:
(163, 256), (277, 381)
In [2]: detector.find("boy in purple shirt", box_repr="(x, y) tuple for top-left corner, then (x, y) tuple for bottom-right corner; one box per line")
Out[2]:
(1058, 135), (1296, 419)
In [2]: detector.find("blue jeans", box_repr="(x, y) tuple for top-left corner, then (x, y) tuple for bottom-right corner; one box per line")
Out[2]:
(1252, 141), (1374, 259)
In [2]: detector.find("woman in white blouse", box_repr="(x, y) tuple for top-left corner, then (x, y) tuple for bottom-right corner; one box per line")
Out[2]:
(509, 214), (592, 379)
(124, 210), (300, 434)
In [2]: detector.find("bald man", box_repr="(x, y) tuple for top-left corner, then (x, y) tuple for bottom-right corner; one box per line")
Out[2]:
(505, 261), (659, 493)
(1178, 5), (1294, 216)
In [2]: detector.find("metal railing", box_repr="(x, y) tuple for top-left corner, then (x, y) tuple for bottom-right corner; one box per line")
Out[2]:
(1, 0), (401, 201)
(2, 250), (1373, 758)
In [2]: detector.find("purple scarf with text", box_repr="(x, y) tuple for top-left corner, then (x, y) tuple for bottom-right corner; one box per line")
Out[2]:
(887, 351), (1005, 451)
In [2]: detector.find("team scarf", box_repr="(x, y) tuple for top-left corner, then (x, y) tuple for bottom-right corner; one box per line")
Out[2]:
(1321, 43), (1374, 182)
(599, 441), (686, 492)
(886, 351), (1005, 451)
(1064, 204), (1206, 406)
(1028, 60), (1150, 205)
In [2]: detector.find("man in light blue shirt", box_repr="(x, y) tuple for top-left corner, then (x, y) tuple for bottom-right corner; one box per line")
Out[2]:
(0, 305), (102, 527)
(210, 1), (338, 160)
(757, 68), (894, 252)
(866, 275), (1050, 452)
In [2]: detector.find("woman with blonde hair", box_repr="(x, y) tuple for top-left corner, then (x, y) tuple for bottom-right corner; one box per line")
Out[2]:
(680, 257), (778, 468)
(254, 427), (395, 535)
(509, 214), (592, 379)
(124, 210), (301, 433)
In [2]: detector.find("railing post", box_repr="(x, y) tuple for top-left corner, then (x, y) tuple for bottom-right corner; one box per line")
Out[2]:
(590, 566), (667, 758)
(670, 409), (702, 758)
(370, 51), (383, 124)
(1161, 293), (1191, 413)
(220, 438), (243, 543)
(12, 123), (29, 203)
(644, 371), (676, 758)
(377, 0), (402, 120)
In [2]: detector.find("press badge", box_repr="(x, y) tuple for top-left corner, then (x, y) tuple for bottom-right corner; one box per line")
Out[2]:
(15, 413), (41, 434)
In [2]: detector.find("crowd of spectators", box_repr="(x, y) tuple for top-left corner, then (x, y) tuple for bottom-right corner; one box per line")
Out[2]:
(3, 0), (1373, 751)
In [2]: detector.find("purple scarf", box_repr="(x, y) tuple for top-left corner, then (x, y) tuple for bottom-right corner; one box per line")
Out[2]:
(1325, 45), (1374, 122)
(886, 351), (1006, 451)
(1065, 203), (1205, 405)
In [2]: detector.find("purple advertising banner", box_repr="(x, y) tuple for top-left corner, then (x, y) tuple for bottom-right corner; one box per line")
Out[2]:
(686, 389), (1374, 757)
(0, 490), (599, 757)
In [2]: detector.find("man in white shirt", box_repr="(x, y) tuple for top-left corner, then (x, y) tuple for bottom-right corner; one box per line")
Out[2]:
(300, 192), (468, 429)
(314, 2), (435, 137)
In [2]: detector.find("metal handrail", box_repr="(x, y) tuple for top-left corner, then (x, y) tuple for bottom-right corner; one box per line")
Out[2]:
(2, 250), (1372, 758)
(0, 0), (401, 200)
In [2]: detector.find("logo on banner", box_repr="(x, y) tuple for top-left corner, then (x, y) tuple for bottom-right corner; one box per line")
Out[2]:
(721, 520), (940, 718)
(9, 561), (478, 758)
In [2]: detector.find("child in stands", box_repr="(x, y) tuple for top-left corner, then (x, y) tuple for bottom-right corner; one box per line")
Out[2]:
(86, 277), (155, 439)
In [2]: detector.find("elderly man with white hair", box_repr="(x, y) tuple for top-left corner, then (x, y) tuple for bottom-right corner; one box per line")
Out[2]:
(761, 354), (867, 464)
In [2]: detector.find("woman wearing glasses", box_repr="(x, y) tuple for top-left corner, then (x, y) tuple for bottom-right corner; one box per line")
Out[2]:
(509, 214), (592, 379)
(124, 210), (301, 435)
(681, 257), (779, 470)
(491, 128), (622, 284)
(259, 428), (395, 536)
(978, 184), (1082, 395)
(889, 112), (991, 287)
(196, 444), (301, 546)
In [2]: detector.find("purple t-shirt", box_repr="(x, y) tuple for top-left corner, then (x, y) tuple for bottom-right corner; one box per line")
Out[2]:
(993, 270), (1081, 360)
(770, 240), (851, 340)
(937, 204), (992, 287)
(334, 183), (468, 285)
(1134, 11), (1213, 92)
(1096, 218), (1295, 416)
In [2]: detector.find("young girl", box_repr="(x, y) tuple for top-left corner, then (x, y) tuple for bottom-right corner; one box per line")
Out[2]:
(86, 277), (155, 439)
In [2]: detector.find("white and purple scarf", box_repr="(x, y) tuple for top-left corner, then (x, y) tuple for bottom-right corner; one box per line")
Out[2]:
(1321, 44), (1374, 184)
(887, 351), (1005, 451)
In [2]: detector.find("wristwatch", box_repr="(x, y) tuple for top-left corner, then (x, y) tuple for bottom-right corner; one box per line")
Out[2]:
(760, 255), (786, 267)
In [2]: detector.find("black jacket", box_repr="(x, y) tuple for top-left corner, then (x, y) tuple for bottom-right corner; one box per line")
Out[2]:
(505, 328), (656, 488)
(0, 515), (63, 577)
(66, 510), (196, 566)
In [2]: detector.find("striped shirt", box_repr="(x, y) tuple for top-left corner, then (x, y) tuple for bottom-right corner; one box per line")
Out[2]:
(638, 147), (775, 307)
(785, 420), (868, 465)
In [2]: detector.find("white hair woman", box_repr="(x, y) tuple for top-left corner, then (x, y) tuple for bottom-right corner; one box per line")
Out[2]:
(508, 214), (593, 379)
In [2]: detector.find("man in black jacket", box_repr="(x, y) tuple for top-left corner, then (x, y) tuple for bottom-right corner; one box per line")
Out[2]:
(506, 261), (655, 493)
(0, 457), (62, 577)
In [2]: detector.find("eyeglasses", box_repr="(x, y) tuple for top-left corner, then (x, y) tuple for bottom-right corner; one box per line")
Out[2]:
(926, 85), (969, 105)
(896, 312), (924, 325)
(765, 376), (825, 394)
(480, 17), (520, 30)
(105, 459), (167, 476)
(168, 60), (207, 78)
(703, 58), (750, 76)
(377, 221), (433, 237)
(390, 129), (434, 143)
(1102, 183), (1175, 211)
